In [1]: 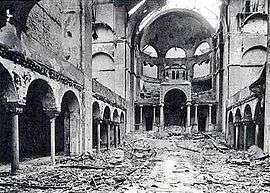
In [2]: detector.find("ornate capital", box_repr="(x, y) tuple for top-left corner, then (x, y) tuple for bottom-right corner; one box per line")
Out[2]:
(5, 103), (24, 114)
(44, 109), (60, 119)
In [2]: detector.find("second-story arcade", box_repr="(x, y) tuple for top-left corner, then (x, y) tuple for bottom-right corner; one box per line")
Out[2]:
(132, 8), (218, 133)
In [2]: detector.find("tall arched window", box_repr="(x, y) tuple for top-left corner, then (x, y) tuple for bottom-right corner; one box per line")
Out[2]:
(194, 42), (211, 56)
(166, 47), (186, 58)
(142, 45), (158, 57)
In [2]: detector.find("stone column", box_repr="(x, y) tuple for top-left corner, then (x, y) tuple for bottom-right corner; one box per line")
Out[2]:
(97, 120), (101, 153)
(186, 102), (191, 132)
(115, 123), (119, 148)
(46, 110), (60, 166)
(243, 122), (248, 150)
(139, 105), (143, 131)
(235, 123), (239, 149)
(255, 122), (259, 146)
(194, 104), (199, 132)
(7, 103), (23, 175)
(107, 122), (111, 150)
(153, 106), (157, 131)
(160, 104), (164, 131)
(208, 104), (213, 131)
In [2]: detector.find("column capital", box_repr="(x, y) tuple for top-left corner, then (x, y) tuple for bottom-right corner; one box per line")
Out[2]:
(194, 103), (199, 107)
(4, 102), (24, 114)
(208, 104), (213, 107)
(186, 102), (192, 106)
(44, 109), (60, 119)
(139, 104), (144, 108)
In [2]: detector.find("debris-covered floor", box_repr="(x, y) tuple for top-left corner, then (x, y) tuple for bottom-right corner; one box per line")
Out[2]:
(1, 130), (270, 193)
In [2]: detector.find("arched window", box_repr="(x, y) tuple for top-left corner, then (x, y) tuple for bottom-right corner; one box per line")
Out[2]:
(92, 53), (115, 90)
(194, 42), (211, 56)
(142, 45), (158, 57)
(143, 64), (158, 78)
(166, 47), (186, 58)
(193, 61), (211, 78)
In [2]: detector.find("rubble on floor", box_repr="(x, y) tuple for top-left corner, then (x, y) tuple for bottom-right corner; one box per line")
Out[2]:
(0, 131), (270, 192)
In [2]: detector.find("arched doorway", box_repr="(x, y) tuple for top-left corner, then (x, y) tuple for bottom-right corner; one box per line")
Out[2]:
(120, 112), (125, 140)
(113, 110), (120, 146)
(102, 106), (111, 148)
(164, 89), (187, 127)
(20, 79), (56, 159)
(56, 91), (80, 156)
(235, 109), (242, 150)
(228, 112), (234, 147)
(92, 102), (101, 149)
(0, 63), (18, 163)
(254, 101), (264, 149)
(244, 105), (255, 149)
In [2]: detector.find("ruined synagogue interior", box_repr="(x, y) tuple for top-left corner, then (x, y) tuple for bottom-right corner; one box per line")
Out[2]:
(0, 0), (270, 192)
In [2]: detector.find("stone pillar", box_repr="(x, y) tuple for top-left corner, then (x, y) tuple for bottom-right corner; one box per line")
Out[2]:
(255, 122), (259, 146)
(243, 122), (248, 150)
(153, 106), (157, 131)
(194, 104), (199, 132)
(97, 120), (101, 153)
(208, 104), (213, 131)
(107, 122), (111, 150)
(139, 105), (143, 131)
(186, 102), (191, 132)
(160, 104), (164, 131)
(7, 103), (23, 175)
(46, 110), (60, 166)
(235, 123), (239, 149)
(264, 0), (270, 153)
(115, 124), (119, 148)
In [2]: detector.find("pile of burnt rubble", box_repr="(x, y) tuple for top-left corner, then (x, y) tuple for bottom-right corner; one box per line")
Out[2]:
(0, 131), (270, 192)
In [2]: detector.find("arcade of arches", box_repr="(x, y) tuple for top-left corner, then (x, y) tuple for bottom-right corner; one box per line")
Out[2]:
(0, 0), (270, 176)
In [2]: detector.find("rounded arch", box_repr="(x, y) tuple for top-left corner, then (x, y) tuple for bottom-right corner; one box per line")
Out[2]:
(228, 111), (233, 123)
(92, 22), (114, 42)
(243, 12), (267, 25)
(193, 61), (211, 78)
(113, 109), (120, 123)
(103, 106), (111, 120)
(92, 101), (101, 119)
(92, 52), (115, 90)
(0, 63), (18, 102)
(165, 47), (186, 59)
(20, 78), (56, 159)
(244, 104), (252, 120)
(26, 79), (56, 110)
(235, 108), (242, 122)
(142, 45), (158, 57)
(194, 42), (211, 56)
(164, 89), (187, 126)
(254, 101), (264, 149)
(92, 52), (114, 62)
(242, 45), (267, 58)
(56, 90), (80, 155)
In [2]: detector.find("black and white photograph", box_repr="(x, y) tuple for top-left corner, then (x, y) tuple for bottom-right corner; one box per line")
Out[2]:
(0, 0), (269, 192)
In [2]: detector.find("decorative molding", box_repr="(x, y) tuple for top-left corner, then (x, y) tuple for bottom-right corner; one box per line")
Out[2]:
(0, 43), (83, 91)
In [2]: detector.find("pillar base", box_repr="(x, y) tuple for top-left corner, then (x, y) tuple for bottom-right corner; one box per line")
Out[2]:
(186, 126), (192, 134)
(208, 124), (214, 131)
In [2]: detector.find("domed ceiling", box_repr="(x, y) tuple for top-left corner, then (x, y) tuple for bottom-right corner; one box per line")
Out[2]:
(140, 10), (214, 56)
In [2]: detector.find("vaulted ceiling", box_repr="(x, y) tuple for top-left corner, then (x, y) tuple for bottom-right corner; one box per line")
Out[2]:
(140, 10), (214, 55)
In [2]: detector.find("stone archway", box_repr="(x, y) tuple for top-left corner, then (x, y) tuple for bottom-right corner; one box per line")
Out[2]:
(20, 79), (56, 159)
(228, 112), (234, 147)
(0, 63), (19, 163)
(235, 109), (242, 149)
(244, 104), (255, 150)
(164, 89), (187, 127)
(92, 101), (101, 149)
(254, 101), (264, 149)
(56, 91), (80, 156)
